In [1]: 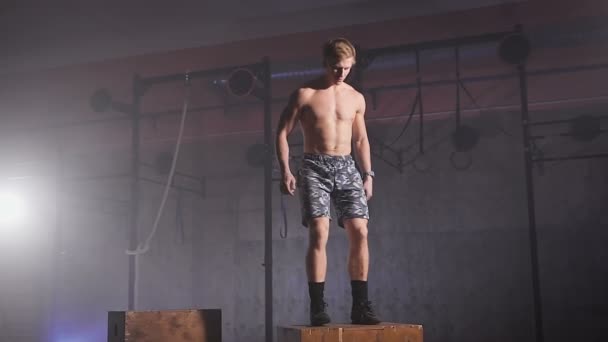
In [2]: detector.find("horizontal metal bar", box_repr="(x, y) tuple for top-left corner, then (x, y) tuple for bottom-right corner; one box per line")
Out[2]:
(368, 31), (513, 57)
(58, 190), (130, 205)
(64, 171), (202, 195)
(139, 161), (201, 180)
(62, 172), (129, 182)
(141, 97), (287, 119)
(141, 62), (264, 86)
(528, 62), (608, 78)
(369, 134), (402, 155)
(528, 115), (608, 127)
(530, 129), (608, 139)
(364, 72), (515, 93)
(139, 176), (203, 196)
(366, 62), (608, 94)
(533, 153), (608, 162)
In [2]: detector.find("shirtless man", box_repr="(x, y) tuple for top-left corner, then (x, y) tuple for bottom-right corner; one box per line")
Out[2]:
(275, 38), (380, 326)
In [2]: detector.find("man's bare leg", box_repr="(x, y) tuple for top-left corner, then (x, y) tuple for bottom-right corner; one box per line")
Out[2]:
(307, 217), (330, 282)
(344, 218), (380, 324)
(307, 217), (331, 326)
(344, 218), (369, 280)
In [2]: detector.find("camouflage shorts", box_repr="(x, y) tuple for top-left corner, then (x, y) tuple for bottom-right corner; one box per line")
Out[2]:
(297, 153), (369, 228)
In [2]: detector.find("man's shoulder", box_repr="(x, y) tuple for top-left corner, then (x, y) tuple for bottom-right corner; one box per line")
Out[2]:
(292, 79), (322, 100)
(350, 85), (364, 97)
(296, 85), (316, 95)
(342, 83), (364, 101)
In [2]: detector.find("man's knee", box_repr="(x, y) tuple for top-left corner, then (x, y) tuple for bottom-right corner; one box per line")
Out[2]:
(344, 219), (368, 241)
(308, 218), (330, 248)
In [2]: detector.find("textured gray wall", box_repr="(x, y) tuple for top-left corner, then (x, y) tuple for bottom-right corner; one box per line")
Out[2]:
(1, 110), (606, 342)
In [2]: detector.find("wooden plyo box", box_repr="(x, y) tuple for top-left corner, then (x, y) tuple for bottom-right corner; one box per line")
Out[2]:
(107, 309), (221, 342)
(277, 323), (423, 342)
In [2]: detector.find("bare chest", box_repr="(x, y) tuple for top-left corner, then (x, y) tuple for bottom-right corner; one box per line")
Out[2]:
(303, 91), (358, 122)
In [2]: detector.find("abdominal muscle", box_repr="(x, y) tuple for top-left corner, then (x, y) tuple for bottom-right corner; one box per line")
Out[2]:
(301, 119), (353, 156)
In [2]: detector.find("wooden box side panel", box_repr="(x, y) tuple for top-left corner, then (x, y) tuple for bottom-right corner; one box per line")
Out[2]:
(381, 324), (423, 342)
(277, 327), (341, 342)
(277, 324), (422, 342)
(343, 328), (380, 342)
(123, 309), (220, 342)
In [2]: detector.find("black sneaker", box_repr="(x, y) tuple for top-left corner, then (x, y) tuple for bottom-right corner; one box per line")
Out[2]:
(310, 300), (331, 326)
(351, 300), (381, 325)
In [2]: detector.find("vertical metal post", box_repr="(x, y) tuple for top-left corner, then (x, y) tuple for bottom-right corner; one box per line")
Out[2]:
(415, 51), (425, 154)
(518, 63), (545, 342)
(455, 47), (461, 127)
(128, 75), (142, 311)
(262, 57), (274, 342)
(49, 143), (64, 342)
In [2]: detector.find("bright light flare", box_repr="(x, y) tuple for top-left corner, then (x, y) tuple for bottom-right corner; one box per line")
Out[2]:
(0, 190), (26, 225)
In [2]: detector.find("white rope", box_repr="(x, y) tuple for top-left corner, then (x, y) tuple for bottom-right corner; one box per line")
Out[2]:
(127, 84), (190, 256)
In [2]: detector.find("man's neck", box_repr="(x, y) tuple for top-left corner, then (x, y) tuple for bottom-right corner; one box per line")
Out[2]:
(324, 76), (346, 88)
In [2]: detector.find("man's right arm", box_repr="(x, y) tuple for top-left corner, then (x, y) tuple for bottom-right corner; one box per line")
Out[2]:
(275, 89), (302, 194)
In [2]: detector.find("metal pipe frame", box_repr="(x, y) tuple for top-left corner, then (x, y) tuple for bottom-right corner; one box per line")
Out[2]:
(415, 50), (425, 156)
(129, 74), (142, 311)
(9, 62), (608, 135)
(312, 27), (553, 342)
(516, 37), (607, 342)
(362, 35), (605, 342)
(261, 57), (273, 342)
(518, 62), (545, 342)
(350, 26), (551, 342)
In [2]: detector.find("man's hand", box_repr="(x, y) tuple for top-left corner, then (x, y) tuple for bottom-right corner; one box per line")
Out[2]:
(280, 172), (297, 196)
(363, 177), (373, 201)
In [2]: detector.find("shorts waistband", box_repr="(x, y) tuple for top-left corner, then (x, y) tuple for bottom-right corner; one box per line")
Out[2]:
(303, 153), (353, 162)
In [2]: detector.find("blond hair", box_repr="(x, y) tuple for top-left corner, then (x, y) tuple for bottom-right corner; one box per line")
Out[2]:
(322, 38), (356, 66)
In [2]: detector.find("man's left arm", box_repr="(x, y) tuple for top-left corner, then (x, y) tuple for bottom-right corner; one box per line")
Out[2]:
(352, 93), (373, 200)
